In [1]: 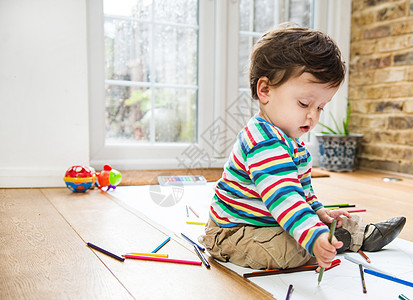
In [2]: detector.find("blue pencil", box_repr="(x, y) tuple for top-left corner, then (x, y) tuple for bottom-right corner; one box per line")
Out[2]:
(286, 284), (294, 300)
(181, 232), (205, 251)
(87, 242), (125, 262)
(364, 268), (413, 288)
(151, 237), (171, 253)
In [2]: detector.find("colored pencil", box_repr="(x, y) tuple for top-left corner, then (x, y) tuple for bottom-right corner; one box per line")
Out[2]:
(124, 254), (202, 266)
(188, 205), (199, 218)
(359, 264), (367, 293)
(193, 245), (210, 268)
(151, 236), (170, 253)
(243, 264), (319, 278)
(324, 204), (355, 208)
(399, 294), (410, 300)
(186, 205), (189, 217)
(358, 249), (371, 263)
(181, 232), (205, 251)
(285, 284), (294, 300)
(87, 242), (125, 262)
(124, 252), (168, 258)
(364, 268), (413, 288)
(347, 209), (366, 213)
(315, 259), (341, 272)
(326, 259), (341, 271)
(186, 221), (206, 225)
(318, 220), (337, 285)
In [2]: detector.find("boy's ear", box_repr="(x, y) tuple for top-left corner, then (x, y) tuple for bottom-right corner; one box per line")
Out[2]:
(257, 77), (270, 104)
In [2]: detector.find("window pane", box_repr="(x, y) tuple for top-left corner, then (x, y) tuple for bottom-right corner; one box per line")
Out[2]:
(105, 85), (151, 143)
(105, 20), (150, 82)
(154, 0), (198, 25)
(240, 0), (276, 32)
(150, 88), (197, 142)
(104, 0), (152, 19)
(253, 0), (276, 32)
(239, 35), (260, 89)
(103, 0), (198, 144)
(239, 0), (252, 31)
(289, 0), (312, 27)
(153, 25), (198, 85)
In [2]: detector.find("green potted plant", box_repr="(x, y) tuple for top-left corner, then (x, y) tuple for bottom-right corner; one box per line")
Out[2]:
(315, 102), (363, 172)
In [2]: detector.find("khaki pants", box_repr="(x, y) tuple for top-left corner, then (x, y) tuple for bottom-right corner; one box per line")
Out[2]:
(199, 215), (365, 270)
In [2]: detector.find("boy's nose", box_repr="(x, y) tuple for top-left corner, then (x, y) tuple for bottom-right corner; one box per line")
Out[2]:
(307, 110), (315, 120)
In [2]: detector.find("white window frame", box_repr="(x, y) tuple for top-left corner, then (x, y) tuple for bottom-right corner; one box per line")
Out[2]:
(88, 0), (222, 170)
(87, 0), (351, 170)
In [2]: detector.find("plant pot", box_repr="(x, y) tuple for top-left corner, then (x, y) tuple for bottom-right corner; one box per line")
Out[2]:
(315, 133), (363, 172)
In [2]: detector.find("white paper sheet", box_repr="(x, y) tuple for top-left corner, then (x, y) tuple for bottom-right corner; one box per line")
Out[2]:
(110, 184), (413, 299)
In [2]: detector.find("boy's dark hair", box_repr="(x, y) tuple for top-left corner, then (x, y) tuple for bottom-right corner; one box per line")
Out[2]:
(249, 25), (346, 100)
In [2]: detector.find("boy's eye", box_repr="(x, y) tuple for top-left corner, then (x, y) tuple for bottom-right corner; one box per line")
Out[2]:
(298, 101), (308, 108)
(317, 106), (324, 111)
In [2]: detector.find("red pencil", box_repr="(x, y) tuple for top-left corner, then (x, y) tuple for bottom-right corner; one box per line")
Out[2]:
(347, 209), (366, 213)
(316, 259), (341, 273)
(124, 254), (202, 266)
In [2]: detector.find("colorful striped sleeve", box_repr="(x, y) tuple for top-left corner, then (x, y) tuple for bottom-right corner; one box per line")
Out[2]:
(246, 136), (328, 255)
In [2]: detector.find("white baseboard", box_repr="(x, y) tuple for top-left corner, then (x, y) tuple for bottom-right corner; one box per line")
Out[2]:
(0, 158), (229, 188)
(0, 168), (66, 188)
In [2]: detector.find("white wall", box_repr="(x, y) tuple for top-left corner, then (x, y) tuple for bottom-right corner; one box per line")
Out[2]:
(0, 0), (89, 187)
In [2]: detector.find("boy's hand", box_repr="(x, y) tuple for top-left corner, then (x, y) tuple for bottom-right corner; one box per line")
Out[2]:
(313, 232), (343, 268)
(316, 208), (352, 228)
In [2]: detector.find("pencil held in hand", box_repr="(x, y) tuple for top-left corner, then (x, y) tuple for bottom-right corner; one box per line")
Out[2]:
(317, 220), (337, 286)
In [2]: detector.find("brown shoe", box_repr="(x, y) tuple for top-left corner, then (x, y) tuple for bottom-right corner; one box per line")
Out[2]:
(361, 217), (406, 252)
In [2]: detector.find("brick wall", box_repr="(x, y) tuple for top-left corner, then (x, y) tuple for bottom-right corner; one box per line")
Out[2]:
(349, 0), (413, 174)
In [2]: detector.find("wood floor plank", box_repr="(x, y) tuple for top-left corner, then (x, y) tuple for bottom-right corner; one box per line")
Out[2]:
(42, 188), (274, 299)
(0, 189), (133, 300)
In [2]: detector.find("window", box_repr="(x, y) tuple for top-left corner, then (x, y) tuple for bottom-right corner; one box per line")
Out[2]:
(88, 0), (350, 169)
(104, 1), (199, 144)
(88, 0), (215, 169)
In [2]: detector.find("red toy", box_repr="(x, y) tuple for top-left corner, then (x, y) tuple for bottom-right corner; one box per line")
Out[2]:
(95, 164), (122, 192)
(63, 165), (96, 193)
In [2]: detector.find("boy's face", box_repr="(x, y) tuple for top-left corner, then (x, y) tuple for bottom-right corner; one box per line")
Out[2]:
(257, 72), (339, 140)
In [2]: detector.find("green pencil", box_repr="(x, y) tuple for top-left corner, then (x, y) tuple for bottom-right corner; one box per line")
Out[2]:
(318, 220), (337, 285)
(324, 204), (355, 208)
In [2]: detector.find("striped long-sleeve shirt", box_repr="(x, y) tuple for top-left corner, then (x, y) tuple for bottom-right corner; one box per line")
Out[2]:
(209, 115), (329, 255)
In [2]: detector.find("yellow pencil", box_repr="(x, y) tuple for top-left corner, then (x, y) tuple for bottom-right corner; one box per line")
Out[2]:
(186, 221), (206, 225)
(123, 252), (168, 258)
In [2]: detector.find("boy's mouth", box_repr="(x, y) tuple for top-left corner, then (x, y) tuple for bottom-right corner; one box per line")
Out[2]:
(300, 125), (310, 133)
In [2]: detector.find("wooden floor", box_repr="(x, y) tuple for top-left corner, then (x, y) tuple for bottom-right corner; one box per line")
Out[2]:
(1, 169), (412, 299)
